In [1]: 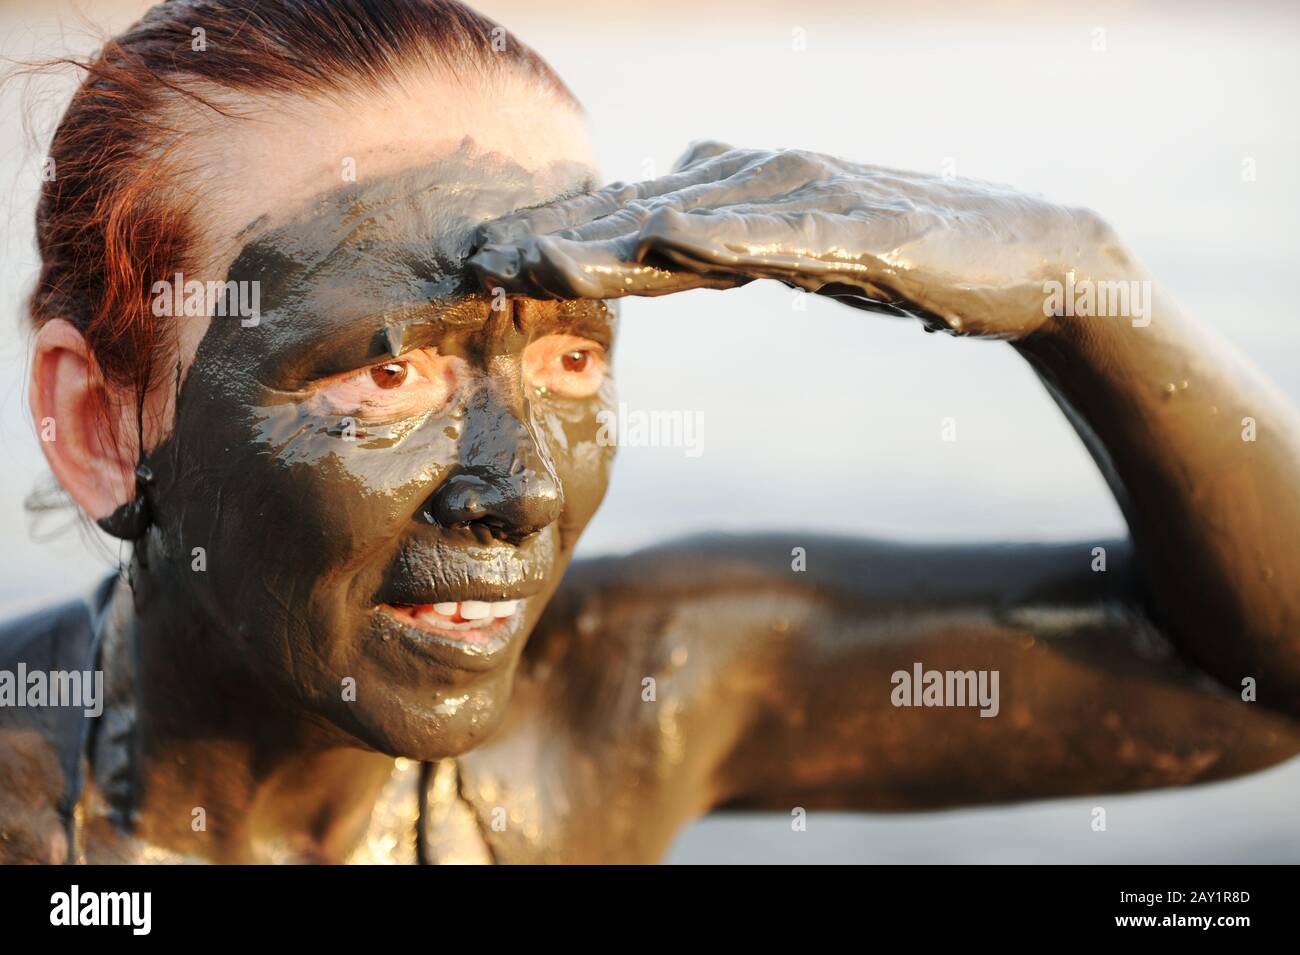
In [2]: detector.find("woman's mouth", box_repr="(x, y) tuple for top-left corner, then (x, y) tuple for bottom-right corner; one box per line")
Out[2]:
(385, 599), (519, 634)
(377, 599), (526, 663)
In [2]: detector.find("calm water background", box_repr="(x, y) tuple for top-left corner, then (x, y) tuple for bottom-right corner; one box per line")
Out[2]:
(1, 0), (1296, 862)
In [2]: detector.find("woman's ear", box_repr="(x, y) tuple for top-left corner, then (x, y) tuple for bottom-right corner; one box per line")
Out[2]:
(29, 319), (139, 521)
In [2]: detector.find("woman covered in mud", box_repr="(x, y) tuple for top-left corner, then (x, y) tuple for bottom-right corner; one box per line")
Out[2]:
(2, 0), (1298, 864)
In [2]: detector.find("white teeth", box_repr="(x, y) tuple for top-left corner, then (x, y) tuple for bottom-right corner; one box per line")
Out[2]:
(459, 600), (491, 620)
(414, 612), (483, 631)
(394, 599), (521, 630)
(414, 609), (457, 630)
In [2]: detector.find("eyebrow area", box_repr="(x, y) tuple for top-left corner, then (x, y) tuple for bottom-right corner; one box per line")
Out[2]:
(376, 297), (497, 358)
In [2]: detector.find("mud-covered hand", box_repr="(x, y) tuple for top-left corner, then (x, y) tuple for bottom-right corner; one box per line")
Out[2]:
(469, 141), (1128, 340)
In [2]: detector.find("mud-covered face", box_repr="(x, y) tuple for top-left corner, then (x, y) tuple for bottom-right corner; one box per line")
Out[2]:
(137, 149), (616, 759)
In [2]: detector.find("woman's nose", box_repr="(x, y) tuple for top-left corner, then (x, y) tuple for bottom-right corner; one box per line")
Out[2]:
(421, 424), (563, 544)
(423, 469), (561, 543)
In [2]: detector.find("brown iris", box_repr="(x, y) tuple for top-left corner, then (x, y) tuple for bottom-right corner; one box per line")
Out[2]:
(370, 361), (409, 389)
(561, 350), (589, 373)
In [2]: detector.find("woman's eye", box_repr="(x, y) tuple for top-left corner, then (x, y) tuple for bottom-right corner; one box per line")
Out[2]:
(524, 334), (608, 399)
(561, 350), (589, 373)
(317, 348), (461, 422)
(370, 361), (410, 390)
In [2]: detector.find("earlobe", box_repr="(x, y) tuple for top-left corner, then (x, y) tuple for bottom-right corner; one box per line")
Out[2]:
(95, 464), (154, 540)
(29, 319), (139, 523)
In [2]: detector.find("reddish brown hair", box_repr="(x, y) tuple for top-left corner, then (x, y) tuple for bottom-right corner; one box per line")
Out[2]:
(28, 0), (579, 406)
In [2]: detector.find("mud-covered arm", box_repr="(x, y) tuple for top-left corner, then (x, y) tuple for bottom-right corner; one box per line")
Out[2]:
(716, 541), (1300, 811)
(1013, 288), (1300, 715)
(534, 537), (1300, 818)
(471, 142), (1300, 715)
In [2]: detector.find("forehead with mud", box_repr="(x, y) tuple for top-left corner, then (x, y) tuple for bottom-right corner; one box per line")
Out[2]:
(213, 151), (599, 370)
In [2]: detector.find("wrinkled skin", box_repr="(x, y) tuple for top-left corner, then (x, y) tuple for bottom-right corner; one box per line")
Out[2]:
(4, 141), (1300, 863)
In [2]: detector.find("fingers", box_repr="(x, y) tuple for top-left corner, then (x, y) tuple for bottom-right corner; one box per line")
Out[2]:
(637, 205), (871, 283)
(469, 230), (750, 300)
(470, 202), (905, 310)
(479, 148), (877, 259)
(636, 205), (941, 321)
(469, 162), (840, 299)
(472, 191), (908, 304)
(471, 232), (640, 298)
(670, 139), (737, 172)
(468, 144), (932, 312)
(474, 180), (650, 248)
(474, 147), (767, 249)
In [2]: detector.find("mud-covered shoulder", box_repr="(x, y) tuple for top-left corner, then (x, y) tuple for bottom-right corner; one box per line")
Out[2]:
(0, 593), (104, 864)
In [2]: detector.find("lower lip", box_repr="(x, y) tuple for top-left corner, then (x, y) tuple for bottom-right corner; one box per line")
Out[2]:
(376, 602), (526, 672)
